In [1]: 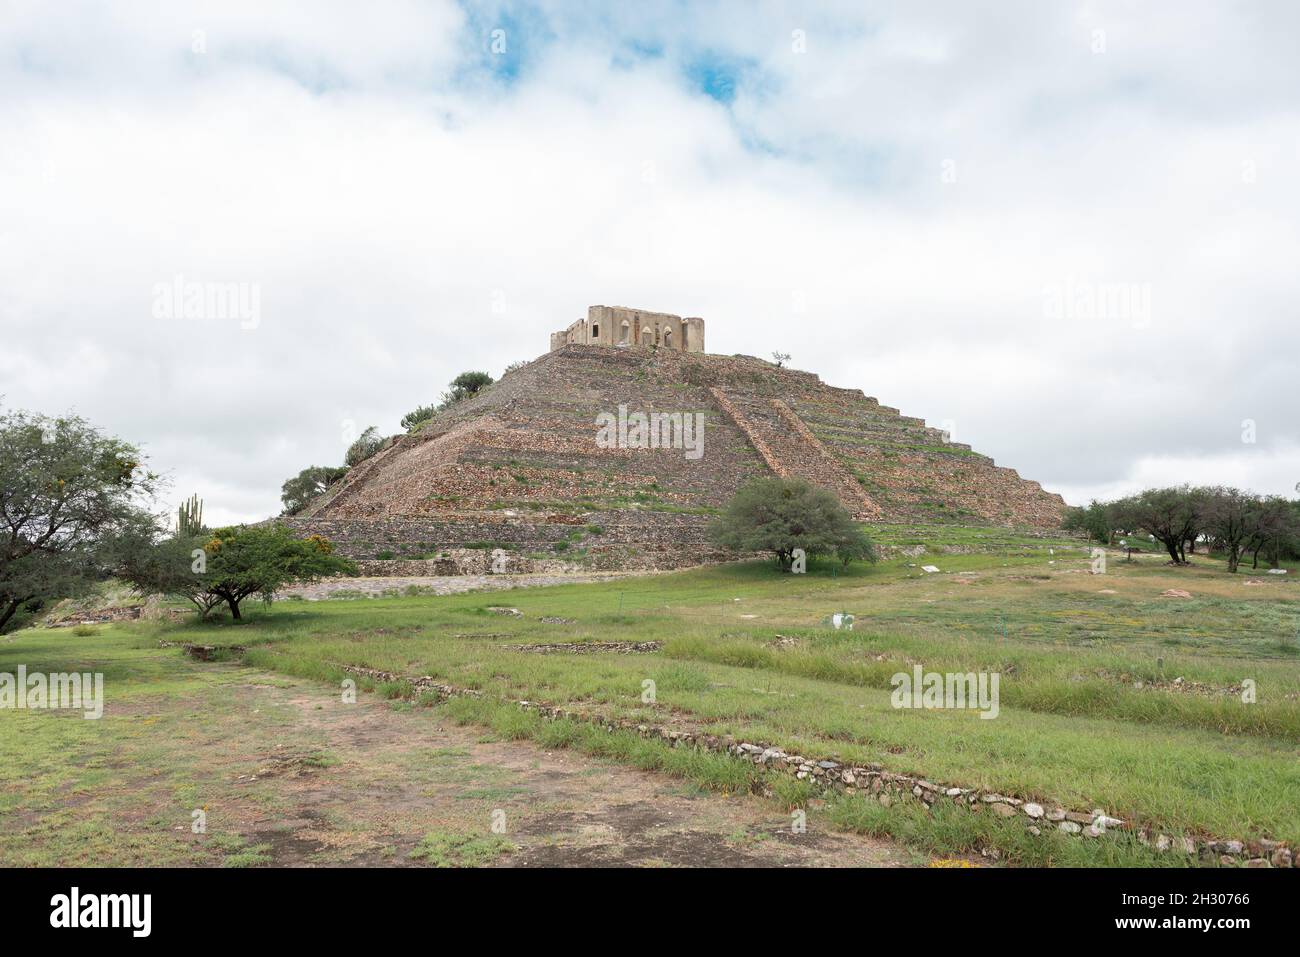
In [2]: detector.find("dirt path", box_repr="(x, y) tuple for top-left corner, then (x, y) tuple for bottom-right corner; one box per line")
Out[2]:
(205, 671), (919, 867)
(2, 635), (925, 867)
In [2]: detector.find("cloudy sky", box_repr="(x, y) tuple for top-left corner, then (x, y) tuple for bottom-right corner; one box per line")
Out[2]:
(2, 1), (1297, 525)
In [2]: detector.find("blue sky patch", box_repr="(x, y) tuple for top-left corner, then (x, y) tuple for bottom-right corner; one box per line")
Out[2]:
(458, 0), (555, 86)
(683, 51), (755, 104)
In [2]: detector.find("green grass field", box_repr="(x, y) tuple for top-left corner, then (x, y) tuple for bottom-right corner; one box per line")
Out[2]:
(4, 527), (1297, 866)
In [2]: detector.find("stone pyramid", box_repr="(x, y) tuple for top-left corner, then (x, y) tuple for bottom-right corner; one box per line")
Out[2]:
(282, 344), (1064, 572)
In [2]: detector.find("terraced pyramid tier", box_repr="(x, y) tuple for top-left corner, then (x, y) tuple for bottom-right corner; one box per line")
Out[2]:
(281, 346), (1064, 570)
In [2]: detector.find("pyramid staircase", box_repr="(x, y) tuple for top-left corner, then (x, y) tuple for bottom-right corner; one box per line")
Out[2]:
(709, 387), (883, 520)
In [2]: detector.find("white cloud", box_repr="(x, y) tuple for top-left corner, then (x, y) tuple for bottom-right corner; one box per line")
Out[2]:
(0, 1), (1296, 521)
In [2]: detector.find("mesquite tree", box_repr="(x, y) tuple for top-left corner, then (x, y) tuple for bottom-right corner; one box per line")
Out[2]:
(1199, 487), (1256, 573)
(1096, 486), (1299, 573)
(120, 524), (356, 620)
(0, 408), (157, 631)
(710, 478), (877, 571)
(1109, 486), (1204, 564)
(280, 465), (349, 515)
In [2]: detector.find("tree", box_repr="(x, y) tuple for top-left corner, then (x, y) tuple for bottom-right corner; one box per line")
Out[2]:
(121, 524), (355, 620)
(344, 427), (385, 467)
(280, 466), (349, 515)
(1110, 486), (1203, 564)
(403, 372), (495, 429)
(1272, 500), (1300, 564)
(1244, 496), (1296, 569)
(438, 371), (494, 410)
(772, 351), (791, 368)
(710, 478), (877, 571)
(0, 408), (158, 631)
(400, 404), (436, 433)
(1199, 487), (1257, 573)
(199, 525), (355, 619)
(1087, 486), (1300, 572)
(833, 530), (878, 567)
(1063, 500), (1118, 545)
(114, 524), (224, 618)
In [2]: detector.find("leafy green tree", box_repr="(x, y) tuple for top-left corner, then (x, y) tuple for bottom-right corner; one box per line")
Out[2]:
(1274, 500), (1300, 563)
(405, 371), (495, 428)
(120, 524), (355, 620)
(280, 465), (349, 515)
(1091, 485), (1300, 572)
(439, 371), (494, 410)
(1199, 487), (1258, 573)
(710, 478), (877, 571)
(0, 408), (158, 631)
(1194, 490), (1298, 573)
(1245, 496), (1299, 569)
(1063, 500), (1118, 545)
(344, 427), (385, 467)
(114, 525), (224, 618)
(1110, 485), (1204, 564)
(1280, 504), (1299, 558)
(197, 525), (354, 619)
(400, 404), (437, 433)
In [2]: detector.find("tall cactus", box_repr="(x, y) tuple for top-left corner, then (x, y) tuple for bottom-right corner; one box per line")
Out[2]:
(177, 494), (204, 536)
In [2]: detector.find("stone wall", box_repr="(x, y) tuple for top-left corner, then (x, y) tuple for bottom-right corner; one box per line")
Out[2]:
(281, 510), (736, 572)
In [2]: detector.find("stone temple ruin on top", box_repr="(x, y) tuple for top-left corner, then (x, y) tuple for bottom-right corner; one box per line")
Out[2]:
(550, 305), (706, 353)
(280, 304), (1065, 575)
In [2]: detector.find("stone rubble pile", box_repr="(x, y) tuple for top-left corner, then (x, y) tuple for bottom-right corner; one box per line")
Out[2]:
(505, 641), (662, 654)
(1095, 670), (1249, 698)
(46, 599), (189, 627)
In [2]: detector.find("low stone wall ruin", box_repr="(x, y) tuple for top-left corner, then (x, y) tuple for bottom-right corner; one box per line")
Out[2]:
(336, 663), (1294, 868)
